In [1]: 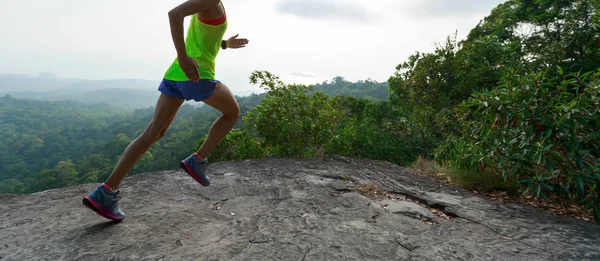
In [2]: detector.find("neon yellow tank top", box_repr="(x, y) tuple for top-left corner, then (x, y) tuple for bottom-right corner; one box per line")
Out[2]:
(163, 13), (228, 81)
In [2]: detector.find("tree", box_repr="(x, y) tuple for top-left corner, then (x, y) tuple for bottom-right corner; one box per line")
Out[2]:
(244, 70), (345, 157)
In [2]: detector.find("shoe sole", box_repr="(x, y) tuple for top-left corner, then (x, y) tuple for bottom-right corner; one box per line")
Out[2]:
(180, 161), (210, 186)
(82, 197), (125, 221)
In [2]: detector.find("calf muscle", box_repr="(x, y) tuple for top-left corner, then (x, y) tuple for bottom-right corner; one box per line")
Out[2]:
(105, 94), (184, 190)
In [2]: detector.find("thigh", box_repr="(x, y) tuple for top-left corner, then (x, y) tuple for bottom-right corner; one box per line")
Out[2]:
(202, 82), (240, 117)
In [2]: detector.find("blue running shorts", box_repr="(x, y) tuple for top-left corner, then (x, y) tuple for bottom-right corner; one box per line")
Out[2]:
(158, 78), (222, 102)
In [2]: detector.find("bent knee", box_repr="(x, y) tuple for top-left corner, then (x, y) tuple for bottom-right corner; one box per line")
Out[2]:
(223, 105), (240, 122)
(229, 106), (241, 120)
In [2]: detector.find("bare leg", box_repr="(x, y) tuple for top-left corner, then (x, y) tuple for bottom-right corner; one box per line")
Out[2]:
(105, 93), (184, 190)
(196, 83), (240, 159)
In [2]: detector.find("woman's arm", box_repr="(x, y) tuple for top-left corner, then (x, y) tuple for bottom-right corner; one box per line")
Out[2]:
(168, 0), (220, 81)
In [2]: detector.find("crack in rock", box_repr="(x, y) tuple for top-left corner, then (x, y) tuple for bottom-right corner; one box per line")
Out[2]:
(370, 211), (380, 223)
(383, 188), (555, 255)
(212, 198), (228, 210)
(334, 188), (353, 193)
(396, 212), (438, 225)
(395, 237), (420, 252)
(301, 247), (313, 261)
(337, 183), (458, 224)
(387, 190), (458, 217)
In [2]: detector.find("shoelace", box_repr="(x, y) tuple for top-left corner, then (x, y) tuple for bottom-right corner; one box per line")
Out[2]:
(110, 192), (121, 208)
(197, 160), (208, 171)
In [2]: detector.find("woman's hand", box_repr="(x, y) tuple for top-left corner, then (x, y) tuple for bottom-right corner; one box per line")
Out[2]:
(178, 55), (200, 82)
(226, 34), (249, 49)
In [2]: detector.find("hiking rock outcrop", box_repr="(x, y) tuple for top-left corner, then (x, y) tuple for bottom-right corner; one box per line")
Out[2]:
(2, 157), (599, 260)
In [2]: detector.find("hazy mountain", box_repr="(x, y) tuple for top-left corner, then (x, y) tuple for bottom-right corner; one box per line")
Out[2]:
(0, 73), (388, 110)
(0, 73), (161, 109)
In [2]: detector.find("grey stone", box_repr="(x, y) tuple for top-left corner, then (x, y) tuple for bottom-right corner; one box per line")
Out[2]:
(0, 157), (599, 261)
(381, 199), (433, 218)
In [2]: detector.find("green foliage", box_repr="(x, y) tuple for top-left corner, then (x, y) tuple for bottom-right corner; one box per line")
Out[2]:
(468, 0), (600, 74)
(34, 160), (79, 191)
(327, 97), (421, 166)
(388, 0), (600, 221)
(0, 95), (244, 194)
(436, 67), (600, 213)
(388, 34), (469, 155)
(203, 71), (418, 167)
(194, 129), (266, 162)
(0, 73), (386, 194)
(388, 29), (521, 149)
(244, 71), (345, 157)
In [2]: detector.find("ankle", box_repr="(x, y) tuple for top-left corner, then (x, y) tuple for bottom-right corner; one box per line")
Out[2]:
(102, 183), (118, 192)
(194, 152), (206, 161)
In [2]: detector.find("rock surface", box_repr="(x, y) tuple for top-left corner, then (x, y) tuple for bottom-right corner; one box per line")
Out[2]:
(1, 157), (600, 261)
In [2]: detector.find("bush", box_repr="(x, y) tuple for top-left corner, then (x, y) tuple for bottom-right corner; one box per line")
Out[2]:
(326, 96), (422, 166)
(436, 66), (600, 221)
(194, 129), (266, 162)
(244, 71), (345, 157)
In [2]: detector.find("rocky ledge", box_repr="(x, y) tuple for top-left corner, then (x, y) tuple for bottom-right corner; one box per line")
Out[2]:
(1, 157), (599, 261)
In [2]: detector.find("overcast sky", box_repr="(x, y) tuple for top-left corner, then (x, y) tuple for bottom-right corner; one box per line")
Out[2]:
(0, 0), (505, 94)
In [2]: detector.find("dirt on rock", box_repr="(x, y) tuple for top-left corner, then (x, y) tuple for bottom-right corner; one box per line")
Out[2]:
(1, 156), (599, 261)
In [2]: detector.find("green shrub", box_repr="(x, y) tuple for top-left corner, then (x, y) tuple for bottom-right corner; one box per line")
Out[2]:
(436, 66), (600, 221)
(326, 96), (422, 166)
(194, 129), (266, 162)
(243, 71), (345, 157)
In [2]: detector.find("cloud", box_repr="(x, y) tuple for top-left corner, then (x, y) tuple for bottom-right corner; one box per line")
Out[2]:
(398, 0), (504, 18)
(275, 0), (376, 21)
(290, 72), (316, 78)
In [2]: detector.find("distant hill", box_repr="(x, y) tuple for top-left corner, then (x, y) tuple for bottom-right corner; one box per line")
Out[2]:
(0, 74), (161, 109)
(0, 73), (389, 109)
(312, 76), (389, 100)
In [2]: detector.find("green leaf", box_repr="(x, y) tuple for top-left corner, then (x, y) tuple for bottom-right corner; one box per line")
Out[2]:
(545, 158), (554, 175)
(594, 206), (600, 223)
(519, 177), (534, 183)
(546, 151), (563, 161)
(534, 149), (543, 165)
(576, 156), (583, 170)
(575, 176), (584, 198)
(542, 183), (554, 191)
(544, 128), (552, 138)
(578, 150), (590, 156)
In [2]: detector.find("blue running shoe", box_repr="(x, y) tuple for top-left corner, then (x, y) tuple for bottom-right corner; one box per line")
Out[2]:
(82, 183), (125, 220)
(181, 153), (210, 186)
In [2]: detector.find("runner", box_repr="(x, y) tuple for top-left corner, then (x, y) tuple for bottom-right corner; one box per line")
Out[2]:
(82, 0), (248, 220)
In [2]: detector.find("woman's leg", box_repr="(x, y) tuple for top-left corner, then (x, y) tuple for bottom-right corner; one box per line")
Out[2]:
(196, 83), (241, 158)
(105, 93), (184, 190)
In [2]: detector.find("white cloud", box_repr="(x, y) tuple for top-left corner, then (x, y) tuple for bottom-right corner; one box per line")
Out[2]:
(395, 0), (505, 18)
(275, 0), (377, 22)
